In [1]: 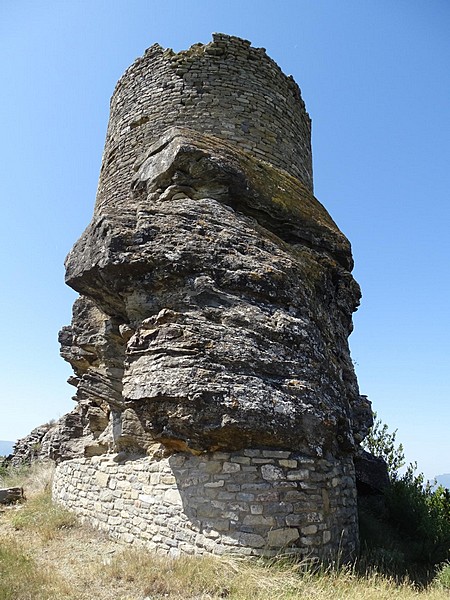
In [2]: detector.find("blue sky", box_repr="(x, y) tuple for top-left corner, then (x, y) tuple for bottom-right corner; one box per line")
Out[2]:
(0, 1), (448, 479)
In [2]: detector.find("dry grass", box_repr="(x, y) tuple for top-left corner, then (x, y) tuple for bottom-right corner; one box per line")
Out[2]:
(98, 549), (450, 600)
(0, 538), (71, 600)
(9, 489), (77, 541)
(1, 461), (76, 541)
(0, 459), (54, 497)
(1, 461), (449, 600)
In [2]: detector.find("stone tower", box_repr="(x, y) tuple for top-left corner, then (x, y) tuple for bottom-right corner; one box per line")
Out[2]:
(54, 34), (372, 560)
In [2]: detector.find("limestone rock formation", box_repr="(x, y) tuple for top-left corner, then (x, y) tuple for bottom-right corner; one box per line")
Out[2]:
(60, 34), (373, 460)
(10, 411), (84, 466)
(53, 34), (373, 558)
(62, 125), (371, 458)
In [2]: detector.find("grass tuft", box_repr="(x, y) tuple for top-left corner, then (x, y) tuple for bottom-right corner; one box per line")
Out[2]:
(99, 549), (450, 599)
(0, 538), (70, 600)
(434, 561), (450, 589)
(10, 489), (77, 541)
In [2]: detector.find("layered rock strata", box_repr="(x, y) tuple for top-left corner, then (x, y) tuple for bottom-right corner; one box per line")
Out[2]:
(10, 412), (83, 466)
(54, 34), (372, 560)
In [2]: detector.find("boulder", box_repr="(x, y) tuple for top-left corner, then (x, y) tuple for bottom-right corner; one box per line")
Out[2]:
(354, 448), (390, 495)
(0, 487), (23, 504)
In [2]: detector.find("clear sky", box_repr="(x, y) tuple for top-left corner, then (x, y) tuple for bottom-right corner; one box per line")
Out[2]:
(0, 1), (448, 479)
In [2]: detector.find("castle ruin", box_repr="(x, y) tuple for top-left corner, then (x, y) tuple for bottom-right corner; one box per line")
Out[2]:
(53, 33), (372, 559)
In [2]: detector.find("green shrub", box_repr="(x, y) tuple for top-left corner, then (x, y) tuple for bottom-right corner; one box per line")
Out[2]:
(359, 417), (450, 582)
(434, 562), (450, 590)
(383, 469), (450, 568)
(362, 412), (405, 478)
(434, 561), (450, 589)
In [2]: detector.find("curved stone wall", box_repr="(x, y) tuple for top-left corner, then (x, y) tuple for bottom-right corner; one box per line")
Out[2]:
(96, 33), (312, 217)
(53, 450), (358, 559)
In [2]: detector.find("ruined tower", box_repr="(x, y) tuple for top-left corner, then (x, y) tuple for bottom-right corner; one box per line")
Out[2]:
(54, 34), (372, 559)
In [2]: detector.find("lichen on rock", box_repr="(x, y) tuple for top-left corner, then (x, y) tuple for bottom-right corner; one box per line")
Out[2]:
(62, 123), (370, 457)
(51, 34), (374, 559)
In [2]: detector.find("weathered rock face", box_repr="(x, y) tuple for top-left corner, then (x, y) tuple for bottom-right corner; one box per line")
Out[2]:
(55, 34), (372, 559)
(62, 125), (370, 457)
(10, 411), (84, 466)
(354, 448), (390, 495)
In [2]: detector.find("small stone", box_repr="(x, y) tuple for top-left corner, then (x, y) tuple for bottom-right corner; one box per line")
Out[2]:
(285, 514), (302, 526)
(138, 494), (155, 504)
(95, 472), (109, 488)
(243, 450), (261, 458)
(262, 450), (291, 459)
(212, 452), (230, 461)
(236, 493), (255, 501)
(231, 456), (251, 465)
(287, 469), (310, 481)
(239, 532), (266, 548)
(301, 524), (318, 535)
(204, 480), (225, 488)
(261, 464), (284, 481)
(222, 462), (241, 473)
(322, 489), (331, 513)
(164, 489), (182, 505)
(204, 461), (222, 474)
(243, 514), (274, 526)
(267, 528), (299, 547)
(279, 459), (298, 468)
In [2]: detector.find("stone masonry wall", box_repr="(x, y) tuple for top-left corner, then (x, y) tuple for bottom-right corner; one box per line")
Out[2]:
(96, 33), (312, 217)
(53, 449), (358, 559)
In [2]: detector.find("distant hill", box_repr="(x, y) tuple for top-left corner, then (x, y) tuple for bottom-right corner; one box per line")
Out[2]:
(435, 473), (450, 488)
(0, 441), (14, 456)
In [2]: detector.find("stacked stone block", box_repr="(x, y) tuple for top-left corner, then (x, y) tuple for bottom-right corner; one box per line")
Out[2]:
(97, 33), (312, 218)
(53, 449), (357, 558)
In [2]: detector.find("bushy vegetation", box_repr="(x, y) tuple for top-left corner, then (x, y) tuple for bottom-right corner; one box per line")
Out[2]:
(434, 561), (450, 589)
(362, 413), (406, 478)
(360, 415), (450, 583)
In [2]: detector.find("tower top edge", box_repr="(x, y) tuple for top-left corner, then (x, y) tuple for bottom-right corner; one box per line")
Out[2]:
(111, 33), (307, 115)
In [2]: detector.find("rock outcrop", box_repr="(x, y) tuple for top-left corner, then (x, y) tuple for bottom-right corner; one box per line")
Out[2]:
(354, 448), (390, 495)
(53, 34), (372, 559)
(61, 124), (371, 457)
(10, 411), (84, 466)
